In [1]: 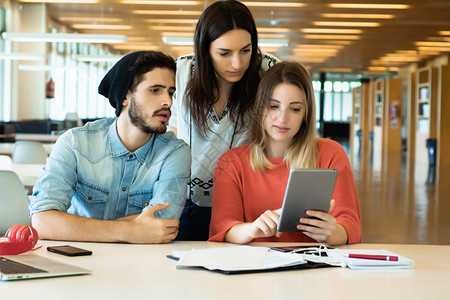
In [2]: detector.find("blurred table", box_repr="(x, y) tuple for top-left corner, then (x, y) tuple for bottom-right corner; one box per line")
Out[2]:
(15, 133), (61, 143)
(0, 142), (53, 157)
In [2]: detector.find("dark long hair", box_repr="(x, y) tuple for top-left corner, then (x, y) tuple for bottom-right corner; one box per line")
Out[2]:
(186, 0), (262, 138)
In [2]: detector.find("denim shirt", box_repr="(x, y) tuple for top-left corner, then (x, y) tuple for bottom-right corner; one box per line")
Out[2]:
(29, 118), (191, 220)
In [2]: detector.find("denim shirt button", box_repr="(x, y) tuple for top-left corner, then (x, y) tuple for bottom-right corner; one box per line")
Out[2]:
(122, 187), (126, 191)
(128, 154), (133, 159)
(88, 196), (92, 200)
(144, 202), (148, 206)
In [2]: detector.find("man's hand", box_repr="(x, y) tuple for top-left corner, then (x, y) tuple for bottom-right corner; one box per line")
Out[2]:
(128, 203), (179, 244)
(32, 203), (179, 244)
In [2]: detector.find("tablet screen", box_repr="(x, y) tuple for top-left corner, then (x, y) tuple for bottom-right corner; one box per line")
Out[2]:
(277, 169), (338, 232)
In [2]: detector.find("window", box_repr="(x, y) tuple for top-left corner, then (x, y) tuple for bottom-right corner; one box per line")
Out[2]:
(312, 78), (361, 123)
(48, 41), (115, 121)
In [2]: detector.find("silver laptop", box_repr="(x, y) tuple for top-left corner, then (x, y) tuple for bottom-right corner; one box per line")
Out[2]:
(0, 254), (91, 281)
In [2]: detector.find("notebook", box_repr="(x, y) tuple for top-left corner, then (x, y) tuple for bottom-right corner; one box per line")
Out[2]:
(168, 245), (335, 275)
(0, 254), (92, 281)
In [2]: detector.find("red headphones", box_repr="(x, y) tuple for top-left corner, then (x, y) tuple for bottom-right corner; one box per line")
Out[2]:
(0, 225), (39, 255)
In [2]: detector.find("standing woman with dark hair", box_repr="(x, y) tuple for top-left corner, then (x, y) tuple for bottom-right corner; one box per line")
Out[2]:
(169, 0), (278, 240)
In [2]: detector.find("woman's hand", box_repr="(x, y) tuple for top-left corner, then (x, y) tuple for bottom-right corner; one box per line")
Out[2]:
(247, 209), (282, 239)
(296, 200), (348, 245)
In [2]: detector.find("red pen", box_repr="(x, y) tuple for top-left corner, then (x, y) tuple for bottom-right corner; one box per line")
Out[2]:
(348, 254), (398, 261)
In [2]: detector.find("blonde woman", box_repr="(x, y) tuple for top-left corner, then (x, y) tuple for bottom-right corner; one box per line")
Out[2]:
(209, 61), (361, 245)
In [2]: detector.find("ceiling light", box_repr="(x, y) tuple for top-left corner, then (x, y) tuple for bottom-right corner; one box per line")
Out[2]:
(304, 34), (360, 40)
(259, 33), (288, 39)
(417, 46), (450, 52)
(295, 44), (345, 49)
(72, 54), (123, 63)
(368, 66), (400, 72)
(162, 32), (193, 37)
(321, 68), (354, 73)
(242, 2), (305, 7)
(258, 28), (290, 33)
(145, 19), (198, 24)
(415, 41), (450, 47)
(2, 32), (128, 43)
(58, 17), (123, 23)
(328, 3), (409, 9)
(149, 25), (195, 31)
(0, 53), (45, 60)
(112, 45), (159, 51)
(71, 24), (132, 30)
(439, 31), (450, 36)
(18, 0), (98, 3)
(301, 28), (362, 34)
(120, 1), (201, 4)
(321, 13), (394, 19)
(133, 10), (201, 15)
(313, 21), (380, 27)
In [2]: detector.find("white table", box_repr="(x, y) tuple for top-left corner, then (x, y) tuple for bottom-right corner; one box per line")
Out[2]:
(15, 133), (61, 143)
(1, 241), (449, 299)
(0, 142), (53, 157)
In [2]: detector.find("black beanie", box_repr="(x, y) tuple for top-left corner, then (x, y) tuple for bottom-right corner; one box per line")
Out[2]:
(98, 51), (146, 116)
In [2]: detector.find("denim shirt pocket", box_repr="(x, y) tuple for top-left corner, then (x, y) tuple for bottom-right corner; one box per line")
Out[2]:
(128, 190), (152, 215)
(75, 179), (110, 219)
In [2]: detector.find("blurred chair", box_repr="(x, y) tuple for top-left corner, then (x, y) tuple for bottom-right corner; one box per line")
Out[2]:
(0, 155), (13, 170)
(12, 141), (48, 164)
(0, 170), (31, 235)
(64, 112), (83, 130)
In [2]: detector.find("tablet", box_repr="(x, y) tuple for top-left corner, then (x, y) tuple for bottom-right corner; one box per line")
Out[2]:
(277, 169), (338, 232)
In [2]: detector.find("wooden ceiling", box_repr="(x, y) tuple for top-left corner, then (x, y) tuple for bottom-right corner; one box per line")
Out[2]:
(12, 0), (450, 75)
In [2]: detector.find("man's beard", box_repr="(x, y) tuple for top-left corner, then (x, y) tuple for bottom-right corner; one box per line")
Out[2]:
(128, 94), (169, 134)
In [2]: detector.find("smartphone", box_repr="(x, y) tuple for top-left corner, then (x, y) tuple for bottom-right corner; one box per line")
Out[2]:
(47, 245), (93, 257)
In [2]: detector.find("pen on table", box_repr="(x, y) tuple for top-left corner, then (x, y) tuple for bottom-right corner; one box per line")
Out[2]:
(348, 254), (399, 261)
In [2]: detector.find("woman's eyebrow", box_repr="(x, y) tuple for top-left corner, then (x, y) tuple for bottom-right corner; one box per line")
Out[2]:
(217, 43), (252, 51)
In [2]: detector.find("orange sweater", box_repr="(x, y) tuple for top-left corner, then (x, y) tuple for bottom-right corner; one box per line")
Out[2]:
(208, 138), (362, 244)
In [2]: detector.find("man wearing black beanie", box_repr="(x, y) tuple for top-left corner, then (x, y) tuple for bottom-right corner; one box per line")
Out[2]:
(29, 51), (191, 244)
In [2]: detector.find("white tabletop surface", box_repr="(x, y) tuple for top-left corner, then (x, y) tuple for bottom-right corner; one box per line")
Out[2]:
(1, 241), (449, 299)
(0, 142), (53, 156)
(14, 133), (61, 143)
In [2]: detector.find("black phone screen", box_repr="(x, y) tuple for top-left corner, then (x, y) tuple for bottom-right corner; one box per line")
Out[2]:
(47, 245), (93, 257)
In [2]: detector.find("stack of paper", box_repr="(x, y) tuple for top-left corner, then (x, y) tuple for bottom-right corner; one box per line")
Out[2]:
(325, 249), (415, 270)
(172, 246), (307, 273)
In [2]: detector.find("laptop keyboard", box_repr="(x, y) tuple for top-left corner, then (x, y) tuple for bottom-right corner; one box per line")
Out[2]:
(0, 257), (48, 274)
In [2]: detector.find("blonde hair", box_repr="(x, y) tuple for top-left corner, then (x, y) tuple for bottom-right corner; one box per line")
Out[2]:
(249, 61), (318, 172)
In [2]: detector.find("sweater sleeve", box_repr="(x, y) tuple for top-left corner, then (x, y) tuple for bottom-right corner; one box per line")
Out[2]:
(318, 138), (362, 244)
(208, 150), (245, 241)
